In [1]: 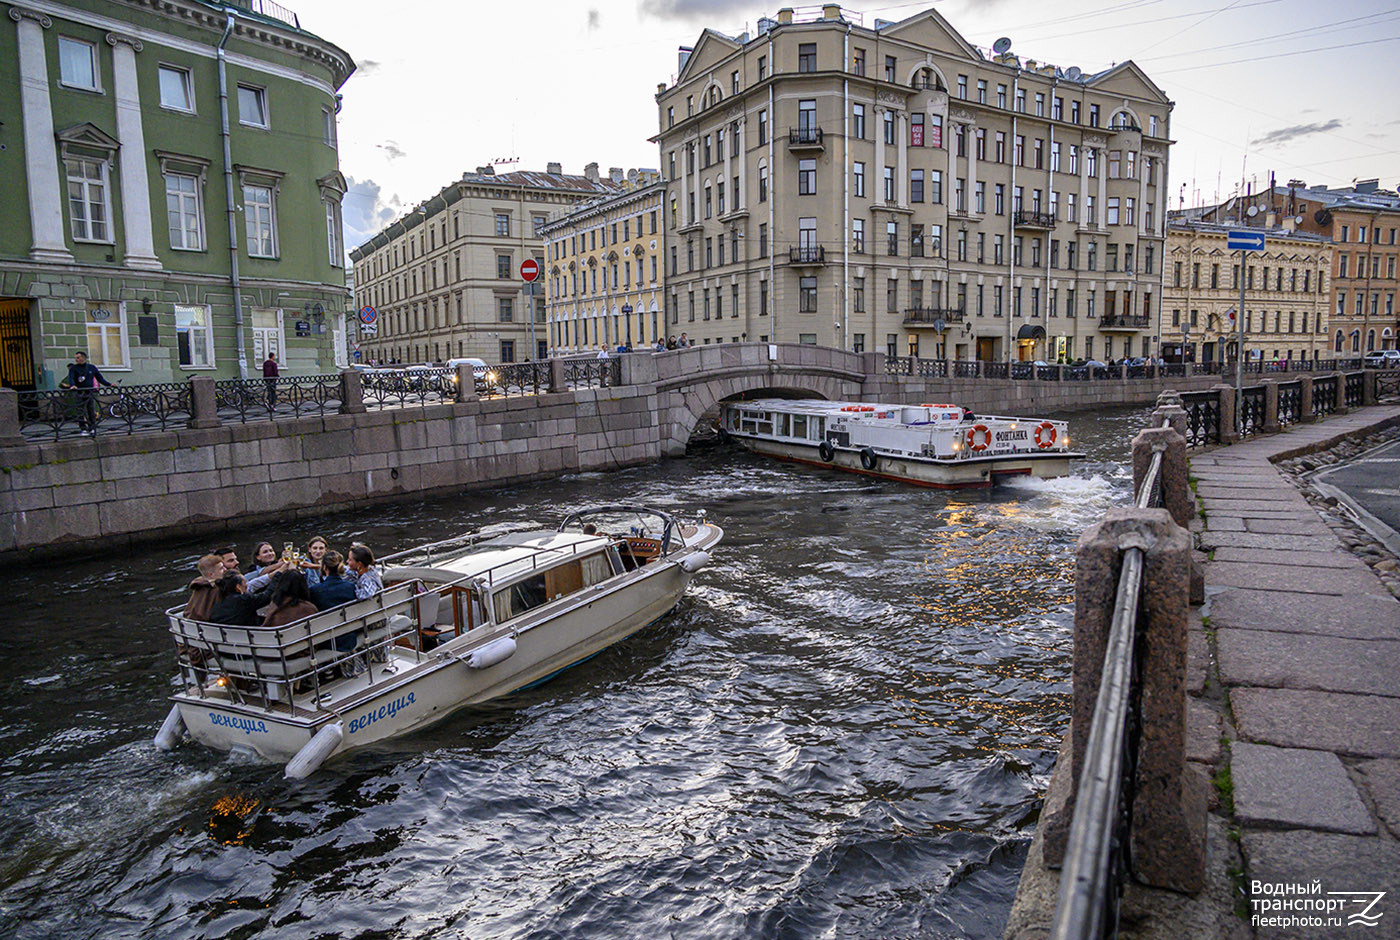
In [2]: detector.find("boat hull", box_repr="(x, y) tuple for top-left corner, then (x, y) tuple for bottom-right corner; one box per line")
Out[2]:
(173, 549), (704, 763)
(734, 435), (1078, 488)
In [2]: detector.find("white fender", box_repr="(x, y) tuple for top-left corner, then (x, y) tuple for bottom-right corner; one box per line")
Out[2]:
(679, 550), (711, 573)
(284, 721), (345, 780)
(466, 635), (516, 670)
(153, 704), (187, 752)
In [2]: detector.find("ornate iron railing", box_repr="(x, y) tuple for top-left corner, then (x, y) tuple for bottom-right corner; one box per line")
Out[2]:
(1180, 390), (1220, 447)
(1312, 376), (1338, 416)
(1239, 385), (1266, 436)
(494, 361), (551, 397)
(1009, 361), (1034, 380)
(953, 360), (980, 378)
(1277, 381), (1302, 425)
(215, 374), (346, 423)
(983, 361), (1009, 379)
(17, 382), (193, 440)
(562, 358), (620, 389)
(1037, 364), (1061, 381)
(1344, 372), (1365, 408)
(360, 368), (456, 411)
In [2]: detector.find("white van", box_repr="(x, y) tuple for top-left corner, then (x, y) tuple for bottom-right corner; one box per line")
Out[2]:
(446, 358), (499, 392)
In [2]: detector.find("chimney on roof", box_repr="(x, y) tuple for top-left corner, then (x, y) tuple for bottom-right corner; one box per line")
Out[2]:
(777, 8), (794, 25)
(609, 167), (624, 184)
(475, 165), (495, 176)
(678, 46), (692, 71)
(546, 161), (562, 175)
(584, 162), (600, 184)
(823, 4), (841, 19)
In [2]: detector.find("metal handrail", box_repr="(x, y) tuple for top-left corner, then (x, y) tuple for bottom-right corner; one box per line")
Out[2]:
(1049, 417), (1167, 939)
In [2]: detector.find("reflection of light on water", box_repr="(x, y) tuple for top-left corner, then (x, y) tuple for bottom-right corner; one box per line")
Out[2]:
(208, 793), (262, 846)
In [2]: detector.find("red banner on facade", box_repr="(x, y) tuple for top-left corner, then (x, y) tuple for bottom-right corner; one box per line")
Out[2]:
(911, 124), (924, 147)
(929, 124), (942, 149)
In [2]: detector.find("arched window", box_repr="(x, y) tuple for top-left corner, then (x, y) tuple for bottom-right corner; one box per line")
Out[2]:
(1335, 330), (1345, 353)
(1367, 329), (1376, 352)
(1351, 329), (1361, 352)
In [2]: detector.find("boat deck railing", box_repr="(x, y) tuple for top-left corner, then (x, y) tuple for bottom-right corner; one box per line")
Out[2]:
(166, 575), (475, 712)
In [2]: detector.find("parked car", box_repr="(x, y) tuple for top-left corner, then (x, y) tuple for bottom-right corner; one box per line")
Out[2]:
(1363, 350), (1400, 368)
(446, 357), (500, 394)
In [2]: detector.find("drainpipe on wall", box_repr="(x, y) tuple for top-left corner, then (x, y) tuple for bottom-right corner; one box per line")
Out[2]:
(217, 13), (248, 379)
(1007, 66), (1019, 363)
(768, 34), (776, 343)
(842, 22), (851, 351)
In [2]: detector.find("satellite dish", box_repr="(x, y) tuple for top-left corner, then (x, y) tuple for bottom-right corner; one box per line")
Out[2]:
(1246, 205), (1259, 217)
(993, 37), (1012, 55)
(1314, 209), (1332, 226)
(1295, 216), (1304, 225)
(1066, 66), (1083, 82)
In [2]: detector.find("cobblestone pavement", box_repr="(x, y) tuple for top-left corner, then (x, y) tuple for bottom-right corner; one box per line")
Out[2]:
(1192, 406), (1400, 940)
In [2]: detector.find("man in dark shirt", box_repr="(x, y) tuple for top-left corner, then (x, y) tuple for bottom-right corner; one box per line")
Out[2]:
(59, 350), (112, 434)
(262, 351), (280, 409)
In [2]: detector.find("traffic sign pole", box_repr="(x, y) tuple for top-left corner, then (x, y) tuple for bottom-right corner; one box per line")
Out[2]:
(1237, 248), (1246, 435)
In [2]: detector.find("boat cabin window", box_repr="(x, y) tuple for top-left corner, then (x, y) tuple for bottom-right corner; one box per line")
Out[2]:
(810, 416), (825, 440)
(725, 410), (740, 431)
(491, 551), (613, 623)
(739, 411), (773, 435)
(775, 413), (790, 437)
(791, 414), (808, 438)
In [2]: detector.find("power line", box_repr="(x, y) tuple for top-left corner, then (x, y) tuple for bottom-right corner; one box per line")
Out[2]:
(1154, 34), (1400, 73)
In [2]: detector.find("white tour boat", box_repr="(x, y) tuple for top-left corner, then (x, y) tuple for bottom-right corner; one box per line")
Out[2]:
(720, 399), (1081, 488)
(154, 506), (722, 778)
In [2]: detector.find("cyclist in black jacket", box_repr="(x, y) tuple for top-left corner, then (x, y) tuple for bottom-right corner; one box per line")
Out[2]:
(59, 350), (112, 434)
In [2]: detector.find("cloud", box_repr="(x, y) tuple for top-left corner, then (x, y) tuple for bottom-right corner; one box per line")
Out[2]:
(376, 140), (407, 161)
(1251, 120), (1343, 148)
(342, 176), (401, 253)
(587, 7), (600, 29)
(357, 58), (381, 75)
(638, 0), (758, 22)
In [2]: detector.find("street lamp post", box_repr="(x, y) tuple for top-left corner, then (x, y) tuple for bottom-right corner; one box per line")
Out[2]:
(621, 302), (633, 349)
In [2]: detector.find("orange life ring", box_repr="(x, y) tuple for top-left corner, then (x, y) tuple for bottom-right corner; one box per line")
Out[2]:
(1035, 422), (1057, 448)
(966, 424), (991, 452)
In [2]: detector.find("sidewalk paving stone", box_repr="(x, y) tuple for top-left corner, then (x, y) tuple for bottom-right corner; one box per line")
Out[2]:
(1199, 531), (1340, 551)
(1210, 547), (1365, 569)
(1242, 517), (1333, 535)
(1240, 830), (1400, 940)
(1232, 743), (1375, 835)
(1205, 562), (1385, 596)
(1232, 687), (1400, 758)
(1355, 759), (1400, 839)
(1218, 628), (1400, 697)
(1199, 496), (1314, 511)
(1208, 588), (1400, 640)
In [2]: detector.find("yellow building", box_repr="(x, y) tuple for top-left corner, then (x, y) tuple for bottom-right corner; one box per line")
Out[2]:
(542, 171), (667, 352)
(1162, 220), (1332, 364)
(350, 164), (617, 364)
(653, 4), (1173, 361)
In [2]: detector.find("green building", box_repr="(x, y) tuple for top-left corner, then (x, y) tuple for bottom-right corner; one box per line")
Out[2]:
(0, 0), (354, 389)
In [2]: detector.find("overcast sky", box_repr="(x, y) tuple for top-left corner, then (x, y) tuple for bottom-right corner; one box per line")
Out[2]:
(291, 0), (1400, 256)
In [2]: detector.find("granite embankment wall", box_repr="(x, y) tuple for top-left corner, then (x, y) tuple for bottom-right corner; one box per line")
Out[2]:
(0, 342), (1256, 559)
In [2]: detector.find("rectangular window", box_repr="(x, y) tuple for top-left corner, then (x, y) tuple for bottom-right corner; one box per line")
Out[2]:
(165, 171), (203, 250)
(500, 339), (515, 363)
(158, 65), (193, 111)
(853, 161), (865, 198)
(910, 169), (924, 203)
(758, 55), (767, 80)
(175, 304), (213, 368)
(853, 277), (865, 312)
(852, 218), (865, 253)
(325, 201), (342, 266)
(884, 166), (895, 202)
(798, 159), (816, 195)
(58, 37), (99, 90)
(798, 43), (817, 72)
(497, 254), (512, 278)
(800, 277), (817, 312)
(495, 213), (510, 236)
(885, 55), (897, 82)
(66, 158), (111, 242)
(237, 85), (268, 127)
(911, 113), (924, 147)
(86, 302), (128, 369)
(498, 297), (514, 322)
(241, 182), (276, 256)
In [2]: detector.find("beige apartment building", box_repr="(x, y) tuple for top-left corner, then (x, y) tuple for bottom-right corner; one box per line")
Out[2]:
(1162, 219), (1332, 364)
(653, 4), (1173, 361)
(350, 164), (618, 365)
(542, 171), (667, 353)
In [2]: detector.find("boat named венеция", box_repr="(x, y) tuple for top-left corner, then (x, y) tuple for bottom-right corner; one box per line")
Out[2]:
(720, 399), (1082, 488)
(154, 506), (722, 778)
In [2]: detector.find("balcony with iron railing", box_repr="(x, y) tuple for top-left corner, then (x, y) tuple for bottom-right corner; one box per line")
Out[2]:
(903, 305), (966, 326)
(788, 126), (824, 150)
(1099, 313), (1151, 330)
(1014, 209), (1056, 229)
(788, 245), (826, 265)
(243, 0), (301, 28)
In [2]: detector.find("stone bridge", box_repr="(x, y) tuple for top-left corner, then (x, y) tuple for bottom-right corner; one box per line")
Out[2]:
(0, 343), (1327, 557)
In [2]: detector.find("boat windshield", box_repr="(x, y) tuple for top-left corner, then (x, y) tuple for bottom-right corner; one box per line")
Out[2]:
(558, 506), (682, 552)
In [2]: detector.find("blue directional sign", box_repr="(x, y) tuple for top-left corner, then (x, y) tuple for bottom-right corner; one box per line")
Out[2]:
(1227, 230), (1266, 251)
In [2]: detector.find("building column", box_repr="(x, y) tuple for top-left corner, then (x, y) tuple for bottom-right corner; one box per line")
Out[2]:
(965, 123), (978, 214)
(736, 120), (747, 209)
(1079, 146), (1090, 225)
(874, 111), (886, 201)
(722, 131), (732, 215)
(108, 33), (161, 270)
(680, 144), (690, 226)
(896, 111), (908, 207)
(10, 7), (73, 262)
(1138, 158), (1150, 238)
(1096, 150), (1108, 230)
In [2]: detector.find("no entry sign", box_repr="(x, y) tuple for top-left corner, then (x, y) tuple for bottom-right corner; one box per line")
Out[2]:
(520, 258), (540, 282)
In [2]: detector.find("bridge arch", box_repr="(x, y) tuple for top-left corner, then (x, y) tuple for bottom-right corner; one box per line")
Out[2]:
(652, 344), (869, 455)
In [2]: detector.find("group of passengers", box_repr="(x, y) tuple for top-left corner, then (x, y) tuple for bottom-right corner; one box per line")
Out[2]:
(182, 536), (383, 629)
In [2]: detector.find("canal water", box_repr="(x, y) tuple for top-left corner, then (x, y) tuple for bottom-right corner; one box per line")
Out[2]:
(0, 406), (1151, 940)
